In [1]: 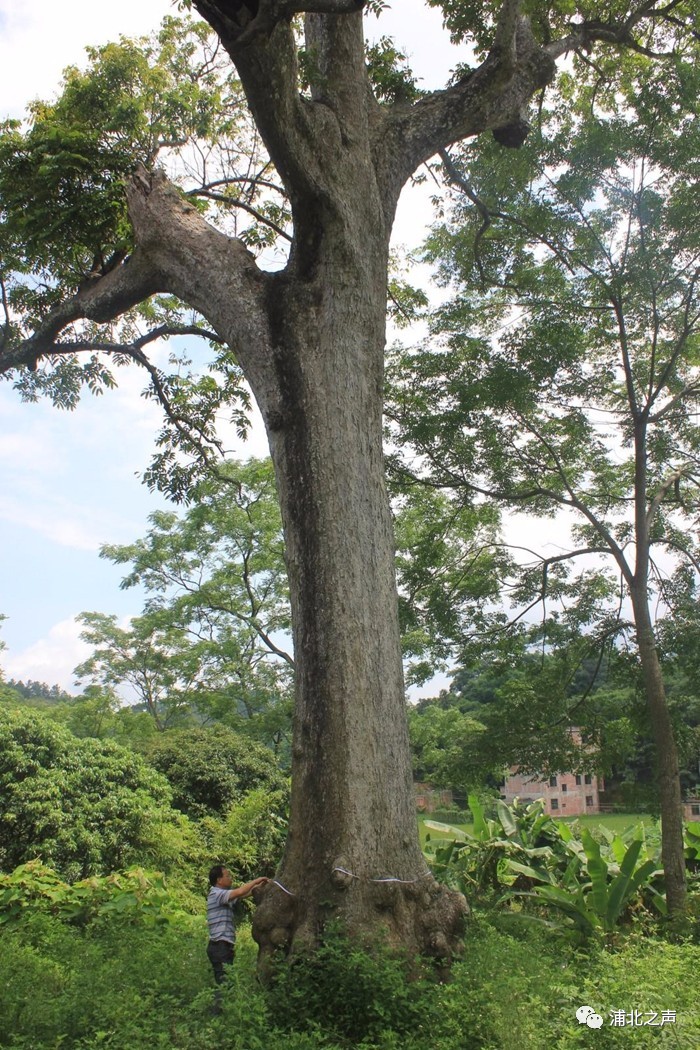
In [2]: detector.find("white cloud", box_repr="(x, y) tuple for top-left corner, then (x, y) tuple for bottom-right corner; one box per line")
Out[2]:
(3, 617), (90, 692)
(0, 491), (127, 552)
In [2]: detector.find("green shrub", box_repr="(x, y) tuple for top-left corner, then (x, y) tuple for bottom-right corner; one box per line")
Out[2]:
(145, 725), (286, 820)
(267, 923), (440, 1045)
(428, 808), (471, 824)
(1, 864), (698, 1050)
(0, 860), (198, 928)
(439, 918), (700, 1050)
(0, 909), (210, 1049)
(0, 707), (192, 880)
(199, 786), (288, 884)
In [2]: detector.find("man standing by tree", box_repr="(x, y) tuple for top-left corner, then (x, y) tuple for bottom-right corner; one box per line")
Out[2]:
(207, 865), (268, 1002)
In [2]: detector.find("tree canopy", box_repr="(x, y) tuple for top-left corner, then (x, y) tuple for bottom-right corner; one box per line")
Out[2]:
(75, 457), (294, 746)
(145, 722), (286, 819)
(386, 30), (700, 915)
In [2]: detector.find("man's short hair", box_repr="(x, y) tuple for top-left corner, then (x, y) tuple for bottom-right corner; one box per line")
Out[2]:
(209, 863), (226, 886)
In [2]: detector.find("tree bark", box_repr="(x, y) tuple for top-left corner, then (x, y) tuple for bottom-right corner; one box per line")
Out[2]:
(250, 238), (467, 966)
(627, 411), (687, 919)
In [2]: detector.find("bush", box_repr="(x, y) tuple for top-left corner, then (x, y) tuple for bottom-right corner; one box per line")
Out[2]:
(267, 923), (440, 1045)
(200, 786), (288, 883)
(440, 918), (700, 1049)
(0, 707), (193, 880)
(1, 892), (699, 1050)
(0, 908), (210, 1049)
(428, 808), (471, 824)
(145, 725), (286, 820)
(0, 860), (195, 928)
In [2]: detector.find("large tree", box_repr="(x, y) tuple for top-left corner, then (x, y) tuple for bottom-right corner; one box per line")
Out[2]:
(0, 1), (694, 959)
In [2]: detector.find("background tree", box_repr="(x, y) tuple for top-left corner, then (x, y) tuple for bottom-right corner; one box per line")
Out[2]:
(409, 702), (489, 795)
(145, 723), (286, 819)
(76, 458), (294, 749)
(0, 622), (18, 706)
(393, 480), (511, 687)
(144, 724), (289, 884)
(1, 1), (695, 954)
(387, 86), (700, 914)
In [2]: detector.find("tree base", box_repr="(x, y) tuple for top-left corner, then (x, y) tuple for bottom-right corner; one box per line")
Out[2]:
(252, 874), (468, 980)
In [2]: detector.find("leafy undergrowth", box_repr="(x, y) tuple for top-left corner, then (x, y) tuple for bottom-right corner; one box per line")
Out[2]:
(1, 866), (699, 1050)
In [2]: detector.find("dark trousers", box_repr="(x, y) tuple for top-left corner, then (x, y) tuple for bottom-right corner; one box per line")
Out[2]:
(207, 939), (234, 984)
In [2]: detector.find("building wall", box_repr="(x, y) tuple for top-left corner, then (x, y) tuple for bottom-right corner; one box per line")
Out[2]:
(502, 768), (601, 817)
(683, 799), (700, 822)
(415, 783), (454, 813)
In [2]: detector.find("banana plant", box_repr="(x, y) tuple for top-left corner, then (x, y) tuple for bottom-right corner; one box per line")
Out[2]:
(684, 822), (700, 865)
(423, 796), (563, 898)
(510, 827), (663, 937)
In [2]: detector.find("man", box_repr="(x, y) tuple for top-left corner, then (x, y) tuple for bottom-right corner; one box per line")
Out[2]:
(206, 864), (268, 993)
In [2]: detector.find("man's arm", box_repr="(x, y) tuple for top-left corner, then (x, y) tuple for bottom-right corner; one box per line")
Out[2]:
(227, 876), (268, 901)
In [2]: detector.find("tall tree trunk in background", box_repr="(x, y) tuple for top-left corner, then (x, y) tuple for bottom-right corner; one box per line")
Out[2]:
(630, 586), (687, 918)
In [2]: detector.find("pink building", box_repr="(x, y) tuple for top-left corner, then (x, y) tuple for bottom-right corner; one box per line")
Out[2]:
(502, 767), (602, 817)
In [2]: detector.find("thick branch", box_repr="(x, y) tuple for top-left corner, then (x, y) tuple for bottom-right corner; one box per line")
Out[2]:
(192, 2), (358, 211)
(2, 168), (275, 416)
(195, 0), (366, 50)
(492, 0), (523, 75)
(0, 250), (162, 375)
(381, 15), (555, 194)
(649, 377), (700, 424)
(646, 464), (696, 528)
(381, 0), (690, 202)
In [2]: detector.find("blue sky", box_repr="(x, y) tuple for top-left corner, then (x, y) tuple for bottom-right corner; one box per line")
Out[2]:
(0, 0), (468, 692)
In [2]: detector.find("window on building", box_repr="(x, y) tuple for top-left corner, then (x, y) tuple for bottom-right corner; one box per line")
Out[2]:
(584, 774), (593, 785)
(562, 784), (568, 793)
(550, 798), (559, 810)
(549, 776), (557, 787)
(575, 775), (582, 786)
(586, 796), (594, 807)
(692, 804), (700, 816)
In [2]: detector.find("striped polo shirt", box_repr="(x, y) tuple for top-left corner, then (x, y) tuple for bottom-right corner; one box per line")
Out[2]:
(207, 885), (237, 944)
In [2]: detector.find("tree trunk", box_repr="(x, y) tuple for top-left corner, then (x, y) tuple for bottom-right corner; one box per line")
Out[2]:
(630, 584), (687, 919)
(250, 230), (466, 969)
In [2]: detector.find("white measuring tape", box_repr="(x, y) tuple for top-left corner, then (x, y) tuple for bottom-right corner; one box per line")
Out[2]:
(332, 866), (432, 884)
(270, 878), (296, 896)
(269, 869), (432, 897)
